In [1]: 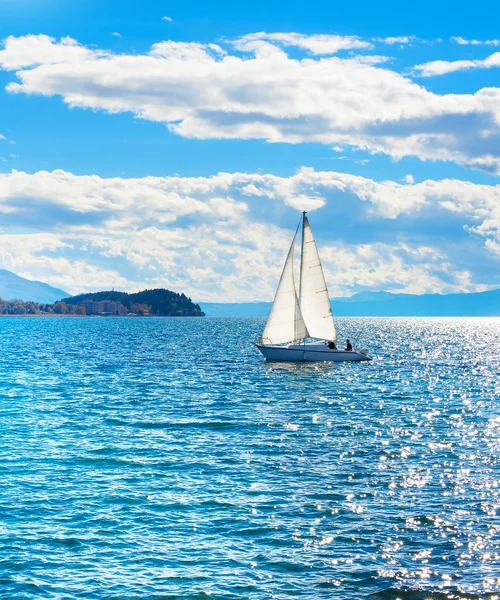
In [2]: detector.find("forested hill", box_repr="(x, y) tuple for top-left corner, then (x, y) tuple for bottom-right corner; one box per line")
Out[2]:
(62, 289), (205, 316)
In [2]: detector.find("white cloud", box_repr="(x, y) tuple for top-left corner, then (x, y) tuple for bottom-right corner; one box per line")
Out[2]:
(413, 51), (500, 76)
(320, 242), (466, 295)
(413, 58), (477, 76)
(0, 34), (109, 70)
(451, 36), (500, 46)
(0, 168), (498, 299)
(2, 34), (500, 172)
(233, 32), (371, 54)
(112, 32), (121, 38)
(162, 16), (173, 22)
(373, 36), (417, 45)
(373, 36), (441, 45)
(0, 233), (131, 293)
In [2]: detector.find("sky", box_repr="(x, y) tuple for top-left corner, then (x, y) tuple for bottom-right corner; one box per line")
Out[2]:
(0, 0), (499, 301)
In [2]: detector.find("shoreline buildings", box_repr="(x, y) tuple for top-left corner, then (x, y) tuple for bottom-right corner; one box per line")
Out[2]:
(81, 300), (121, 315)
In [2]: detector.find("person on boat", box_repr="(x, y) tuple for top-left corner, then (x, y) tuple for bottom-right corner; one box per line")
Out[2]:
(327, 341), (336, 350)
(345, 339), (353, 351)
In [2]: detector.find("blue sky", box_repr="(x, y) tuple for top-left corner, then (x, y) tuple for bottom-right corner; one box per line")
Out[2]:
(0, 0), (499, 300)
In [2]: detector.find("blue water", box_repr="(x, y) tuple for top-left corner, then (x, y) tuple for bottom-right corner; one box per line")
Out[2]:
(0, 317), (499, 599)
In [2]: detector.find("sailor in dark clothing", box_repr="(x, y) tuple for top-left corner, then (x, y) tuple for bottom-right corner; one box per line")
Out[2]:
(345, 339), (353, 351)
(327, 341), (336, 350)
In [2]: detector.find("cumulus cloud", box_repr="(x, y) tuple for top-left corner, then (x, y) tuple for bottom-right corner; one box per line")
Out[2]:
(0, 34), (109, 69)
(0, 168), (498, 299)
(161, 16), (173, 22)
(2, 34), (500, 173)
(413, 51), (500, 76)
(320, 242), (466, 295)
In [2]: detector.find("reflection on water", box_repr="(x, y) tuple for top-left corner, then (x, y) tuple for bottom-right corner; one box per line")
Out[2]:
(0, 316), (499, 599)
(264, 360), (339, 375)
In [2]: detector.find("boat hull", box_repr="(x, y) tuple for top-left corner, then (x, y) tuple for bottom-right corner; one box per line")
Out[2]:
(256, 343), (371, 362)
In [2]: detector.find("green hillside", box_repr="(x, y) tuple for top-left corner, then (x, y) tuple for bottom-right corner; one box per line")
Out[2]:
(61, 288), (205, 316)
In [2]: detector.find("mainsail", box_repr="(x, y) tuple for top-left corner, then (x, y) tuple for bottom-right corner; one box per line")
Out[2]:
(261, 213), (336, 346)
(299, 214), (337, 341)
(261, 231), (309, 345)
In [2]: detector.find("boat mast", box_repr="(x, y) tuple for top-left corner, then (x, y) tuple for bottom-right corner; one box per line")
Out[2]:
(298, 211), (306, 343)
(299, 211), (306, 300)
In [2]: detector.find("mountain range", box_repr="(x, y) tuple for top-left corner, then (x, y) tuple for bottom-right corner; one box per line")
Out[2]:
(0, 269), (68, 303)
(0, 268), (498, 316)
(200, 288), (500, 317)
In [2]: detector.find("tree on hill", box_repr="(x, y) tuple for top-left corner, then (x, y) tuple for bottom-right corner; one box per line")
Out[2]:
(131, 303), (151, 315)
(53, 301), (68, 314)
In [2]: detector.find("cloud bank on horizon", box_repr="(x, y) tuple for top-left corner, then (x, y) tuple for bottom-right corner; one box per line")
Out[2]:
(0, 167), (498, 301)
(0, 28), (499, 300)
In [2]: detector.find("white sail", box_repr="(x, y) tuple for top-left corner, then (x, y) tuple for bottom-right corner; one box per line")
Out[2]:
(261, 231), (309, 345)
(299, 214), (337, 341)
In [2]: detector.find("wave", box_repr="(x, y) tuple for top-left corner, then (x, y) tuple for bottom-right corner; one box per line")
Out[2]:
(370, 587), (496, 600)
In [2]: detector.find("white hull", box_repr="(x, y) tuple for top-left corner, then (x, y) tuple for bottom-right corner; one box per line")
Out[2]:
(257, 343), (371, 362)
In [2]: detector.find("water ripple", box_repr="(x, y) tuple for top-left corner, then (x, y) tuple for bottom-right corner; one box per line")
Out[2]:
(0, 316), (499, 598)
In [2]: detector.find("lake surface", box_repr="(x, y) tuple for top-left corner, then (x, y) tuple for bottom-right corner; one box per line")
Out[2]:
(0, 317), (499, 599)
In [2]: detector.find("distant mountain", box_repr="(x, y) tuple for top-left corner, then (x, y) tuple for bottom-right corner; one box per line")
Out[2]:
(0, 269), (68, 303)
(61, 288), (205, 317)
(200, 288), (500, 317)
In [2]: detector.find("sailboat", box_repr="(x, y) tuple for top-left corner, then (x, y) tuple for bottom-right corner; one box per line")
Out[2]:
(256, 212), (371, 362)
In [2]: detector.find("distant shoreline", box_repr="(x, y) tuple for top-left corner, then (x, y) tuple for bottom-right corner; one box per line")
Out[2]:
(0, 314), (204, 318)
(200, 288), (500, 317)
(1, 314), (499, 319)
